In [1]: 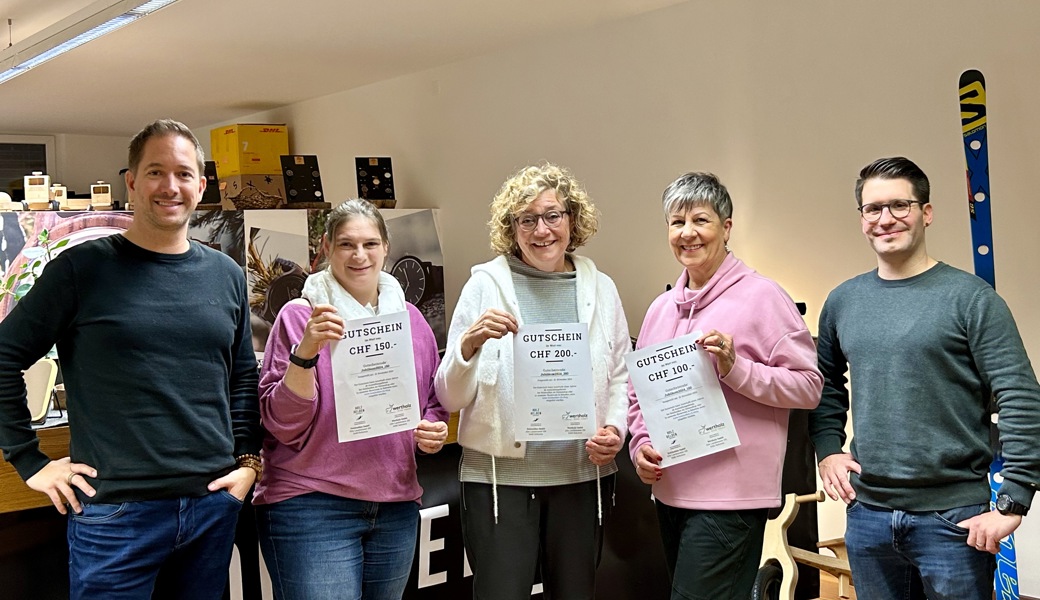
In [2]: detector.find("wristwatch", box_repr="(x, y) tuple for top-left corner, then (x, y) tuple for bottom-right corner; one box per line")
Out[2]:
(289, 344), (319, 369)
(996, 494), (1029, 516)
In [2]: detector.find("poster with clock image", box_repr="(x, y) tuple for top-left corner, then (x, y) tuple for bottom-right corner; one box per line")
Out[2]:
(381, 210), (444, 351)
(244, 213), (310, 356)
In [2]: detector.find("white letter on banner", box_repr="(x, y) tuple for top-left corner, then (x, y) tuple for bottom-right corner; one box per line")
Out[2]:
(418, 504), (449, 588)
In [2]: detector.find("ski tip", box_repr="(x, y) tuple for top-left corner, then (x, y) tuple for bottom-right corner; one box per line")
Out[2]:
(960, 69), (985, 87)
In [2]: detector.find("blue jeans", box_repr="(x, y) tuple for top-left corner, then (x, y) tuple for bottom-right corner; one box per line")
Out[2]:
(844, 500), (995, 600)
(67, 490), (243, 600)
(256, 492), (419, 600)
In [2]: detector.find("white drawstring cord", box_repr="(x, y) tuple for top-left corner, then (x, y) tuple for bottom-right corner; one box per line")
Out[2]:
(491, 455), (499, 524)
(596, 465), (603, 525)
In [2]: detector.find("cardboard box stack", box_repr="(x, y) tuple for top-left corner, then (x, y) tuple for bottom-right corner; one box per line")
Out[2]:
(210, 124), (289, 209)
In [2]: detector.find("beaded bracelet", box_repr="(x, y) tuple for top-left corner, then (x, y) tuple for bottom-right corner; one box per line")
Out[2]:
(235, 453), (263, 481)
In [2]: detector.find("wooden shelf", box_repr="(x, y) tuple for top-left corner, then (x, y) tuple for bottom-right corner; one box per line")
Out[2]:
(0, 426), (70, 514)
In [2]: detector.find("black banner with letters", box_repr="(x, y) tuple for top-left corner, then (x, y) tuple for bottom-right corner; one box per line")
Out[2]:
(403, 413), (820, 600)
(403, 442), (670, 599)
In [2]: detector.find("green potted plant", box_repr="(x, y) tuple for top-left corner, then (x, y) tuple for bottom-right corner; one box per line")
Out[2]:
(0, 228), (69, 304)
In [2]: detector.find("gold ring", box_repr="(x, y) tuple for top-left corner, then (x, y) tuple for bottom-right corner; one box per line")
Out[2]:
(66, 472), (76, 485)
(719, 340), (725, 350)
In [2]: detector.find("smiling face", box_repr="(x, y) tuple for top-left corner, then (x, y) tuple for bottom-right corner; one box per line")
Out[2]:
(322, 216), (389, 306)
(859, 177), (931, 264)
(668, 202), (732, 288)
(125, 133), (204, 236)
(514, 189), (572, 273)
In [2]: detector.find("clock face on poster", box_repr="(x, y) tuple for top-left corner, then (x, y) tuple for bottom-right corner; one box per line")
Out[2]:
(391, 255), (427, 306)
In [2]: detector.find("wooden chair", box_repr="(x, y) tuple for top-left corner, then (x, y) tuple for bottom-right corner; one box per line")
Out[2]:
(24, 358), (58, 423)
(753, 491), (855, 600)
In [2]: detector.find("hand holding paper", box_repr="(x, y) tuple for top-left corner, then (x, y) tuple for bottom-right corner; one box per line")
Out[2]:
(414, 419), (448, 454)
(625, 331), (740, 468)
(461, 308), (518, 360)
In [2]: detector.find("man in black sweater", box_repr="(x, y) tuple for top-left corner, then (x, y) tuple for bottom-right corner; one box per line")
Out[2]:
(0, 119), (262, 599)
(809, 156), (1040, 600)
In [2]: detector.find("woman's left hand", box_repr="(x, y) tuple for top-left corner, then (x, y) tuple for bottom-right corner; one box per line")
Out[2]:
(415, 419), (449, 454)
(586, 426), (622, 465)
(699, 329), (735, 377)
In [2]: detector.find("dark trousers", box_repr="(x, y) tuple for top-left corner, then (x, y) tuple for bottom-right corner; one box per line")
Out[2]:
(461, 477), (613, 600)
(655, 501), (768, 600)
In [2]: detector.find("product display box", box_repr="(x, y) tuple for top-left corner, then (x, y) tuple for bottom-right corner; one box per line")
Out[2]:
(281, 154), (325, 205)
(355, 157), (396, 207)
(200, 161), (223, 206)
(218, 174), (286, 210)
(210, 124), (289, 177)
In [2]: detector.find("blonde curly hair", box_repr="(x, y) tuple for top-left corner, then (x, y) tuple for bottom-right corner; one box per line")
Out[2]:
(488, 163), (599, 256)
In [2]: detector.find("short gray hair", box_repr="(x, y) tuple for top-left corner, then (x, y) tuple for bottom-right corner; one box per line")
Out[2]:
(661, 172), (733, 221)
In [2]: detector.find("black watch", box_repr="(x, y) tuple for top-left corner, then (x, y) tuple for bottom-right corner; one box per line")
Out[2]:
(289, 344), (319, 369)
(996, 494), (1029, 516)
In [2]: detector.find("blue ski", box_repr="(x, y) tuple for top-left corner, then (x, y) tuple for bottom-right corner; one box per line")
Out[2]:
(960, 68), (1018, 600)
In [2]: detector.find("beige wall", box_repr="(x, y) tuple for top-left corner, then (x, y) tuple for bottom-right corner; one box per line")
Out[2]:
(53, 133), (128, 201)
(207, 0), (1035, 591)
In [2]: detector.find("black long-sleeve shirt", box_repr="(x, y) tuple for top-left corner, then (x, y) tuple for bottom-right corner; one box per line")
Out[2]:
(0, 234), (261, 503)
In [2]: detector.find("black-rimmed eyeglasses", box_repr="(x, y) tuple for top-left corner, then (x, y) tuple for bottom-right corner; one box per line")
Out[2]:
(514, 210), (569, 232)
(857, 199), (926, 222)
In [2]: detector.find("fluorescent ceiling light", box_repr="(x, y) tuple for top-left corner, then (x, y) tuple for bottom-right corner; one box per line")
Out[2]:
(0, 0), (178, 85)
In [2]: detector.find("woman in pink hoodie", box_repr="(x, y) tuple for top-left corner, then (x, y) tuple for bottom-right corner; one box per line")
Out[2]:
(627, 172), (823, 600)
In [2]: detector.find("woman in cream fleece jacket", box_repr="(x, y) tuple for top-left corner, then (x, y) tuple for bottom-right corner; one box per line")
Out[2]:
(435, 164), (630, 600)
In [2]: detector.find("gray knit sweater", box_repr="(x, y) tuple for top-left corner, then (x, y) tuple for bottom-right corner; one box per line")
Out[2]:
(809, 262), (1040, 511)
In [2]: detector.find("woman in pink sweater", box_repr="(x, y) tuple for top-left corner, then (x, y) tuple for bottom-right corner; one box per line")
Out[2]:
(627, 172), (822, 600)
(254, 200), (448, 600)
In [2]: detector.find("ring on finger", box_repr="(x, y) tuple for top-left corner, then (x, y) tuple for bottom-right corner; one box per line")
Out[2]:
(66, 472), (76, 485)
(718, 340), (725, 350)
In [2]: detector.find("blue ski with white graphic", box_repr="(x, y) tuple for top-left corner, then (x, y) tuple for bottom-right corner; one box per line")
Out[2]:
(959, 68), (1018, 600)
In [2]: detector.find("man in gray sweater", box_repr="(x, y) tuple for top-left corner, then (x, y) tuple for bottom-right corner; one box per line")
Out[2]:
(808, 156), (1040, 600)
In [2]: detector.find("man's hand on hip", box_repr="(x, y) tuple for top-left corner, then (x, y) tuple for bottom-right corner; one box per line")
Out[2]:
(26, 457), (98, 515)
(818, 452), (861, 504)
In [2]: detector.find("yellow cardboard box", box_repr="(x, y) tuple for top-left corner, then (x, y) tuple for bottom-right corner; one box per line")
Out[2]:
(210, 124), (289, 177)
(218, 174), (286, 210)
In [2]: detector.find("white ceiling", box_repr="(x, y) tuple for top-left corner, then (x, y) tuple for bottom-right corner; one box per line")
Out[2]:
(0, 0), (685, 137)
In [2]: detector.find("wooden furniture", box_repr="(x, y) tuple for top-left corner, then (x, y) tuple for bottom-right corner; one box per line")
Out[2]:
(816, 537), (854, 599)
(818, 572), (857, 600)
(757, 491), (855, 600)
(24, 358), (58, 422)
(0, 426), (70, 514)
